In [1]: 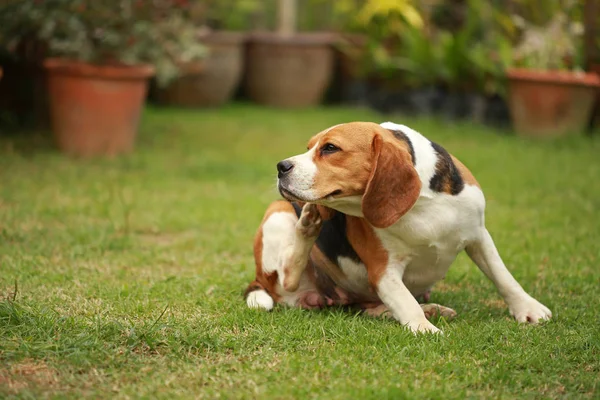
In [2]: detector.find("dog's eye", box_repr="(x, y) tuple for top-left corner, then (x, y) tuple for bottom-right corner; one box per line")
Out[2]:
(320, 143), (340, 155)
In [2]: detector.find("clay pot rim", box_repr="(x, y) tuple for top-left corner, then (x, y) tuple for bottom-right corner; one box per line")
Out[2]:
(247, 32), (337, 46)
(507, 68), (600, 87)
(43, 58), (155, 79)
(199, 31), (247, 45)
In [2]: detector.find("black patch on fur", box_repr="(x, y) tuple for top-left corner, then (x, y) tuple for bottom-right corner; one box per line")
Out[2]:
(388, 128), (416, 165)
(429, 142), (464, 195)
(292, 203), (365, 302)
(310, 264), (340, 301)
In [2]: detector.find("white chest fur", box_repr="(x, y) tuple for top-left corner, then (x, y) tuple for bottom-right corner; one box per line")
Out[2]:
(336, 256), (375, 299)
(375, 185), (486, 295)
(321, 186), (486, 299)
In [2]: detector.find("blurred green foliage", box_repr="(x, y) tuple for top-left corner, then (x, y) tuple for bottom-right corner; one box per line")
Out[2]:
(0, 0), (207, 85)
(324, 0), (590, 96)
(0, 0), (595, 95)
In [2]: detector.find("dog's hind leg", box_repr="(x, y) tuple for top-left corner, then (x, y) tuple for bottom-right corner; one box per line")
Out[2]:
(255, 201), (322, 294)
(466, 228), (552, 323)
(247, 201), (320, 310)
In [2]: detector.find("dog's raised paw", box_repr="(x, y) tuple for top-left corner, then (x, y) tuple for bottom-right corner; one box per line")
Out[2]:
(296, 203), (323, 238)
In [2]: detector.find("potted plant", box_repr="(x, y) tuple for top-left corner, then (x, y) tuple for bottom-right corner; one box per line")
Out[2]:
(155, 0), (256, 107)
(334, 1), (436, 114)
(374, 24), (444, 115)
(435, 0), (515, 123)
(506, 11), (600, 137)
(243, 0), (337, 108)
(354, 0), (501, 120)
(2, 0), (205, 156)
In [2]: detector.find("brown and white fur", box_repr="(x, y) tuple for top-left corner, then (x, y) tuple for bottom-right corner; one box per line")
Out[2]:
(244, 121), (551, 334)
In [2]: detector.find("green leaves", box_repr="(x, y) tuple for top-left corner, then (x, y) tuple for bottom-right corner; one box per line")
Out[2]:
(392, 26), (443, 88)
(512, 12), (584, 71)
(357, 0), (423, 30)
(0, 0), (207, 85)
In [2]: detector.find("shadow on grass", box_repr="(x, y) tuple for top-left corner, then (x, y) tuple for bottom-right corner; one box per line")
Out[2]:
(0, 129), (56, 157)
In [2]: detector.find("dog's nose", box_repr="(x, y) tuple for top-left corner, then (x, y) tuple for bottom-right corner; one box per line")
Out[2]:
(277, 160), (294, 177)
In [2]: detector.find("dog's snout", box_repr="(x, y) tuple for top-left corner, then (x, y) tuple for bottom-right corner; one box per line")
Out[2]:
(277, 160), (294, 177)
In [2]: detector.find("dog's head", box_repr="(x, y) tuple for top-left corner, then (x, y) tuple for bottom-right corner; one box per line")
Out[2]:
(277, 122), (421, 228)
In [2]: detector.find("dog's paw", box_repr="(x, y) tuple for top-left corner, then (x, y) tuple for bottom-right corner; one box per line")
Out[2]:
(362, 304), (393, 319)
(246, 289), (274, 311)
(406, 319), (442, 335)
(296, 203), (322, 238)
(509, 296), (552, 324)
(420, 303), (457, 320)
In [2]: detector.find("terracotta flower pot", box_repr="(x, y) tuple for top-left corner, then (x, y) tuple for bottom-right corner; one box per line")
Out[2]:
(507, 68), (600, 137)
(156, 32), (245, 107)
(44, 58), (155, 157)
(245, 33), (335, 108)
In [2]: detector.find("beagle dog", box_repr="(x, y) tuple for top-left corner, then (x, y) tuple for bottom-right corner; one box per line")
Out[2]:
(244, 121), (552, 333)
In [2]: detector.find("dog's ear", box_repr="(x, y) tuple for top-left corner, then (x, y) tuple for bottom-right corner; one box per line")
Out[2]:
(361, 134), (421, 228)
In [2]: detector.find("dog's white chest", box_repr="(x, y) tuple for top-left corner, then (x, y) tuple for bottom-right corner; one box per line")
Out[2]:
(376, 187), (485, 295)
(401, 245), (459, 296)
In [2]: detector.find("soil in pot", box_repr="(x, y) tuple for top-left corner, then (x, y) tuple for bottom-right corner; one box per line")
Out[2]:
(507, 69), (600, 137)
(44, 58), (154, 157)
(245, 33), (335, 108)
(155, 32), (245, 107)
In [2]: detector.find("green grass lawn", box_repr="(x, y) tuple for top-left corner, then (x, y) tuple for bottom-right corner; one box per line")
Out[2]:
(1, 104), (599, 399)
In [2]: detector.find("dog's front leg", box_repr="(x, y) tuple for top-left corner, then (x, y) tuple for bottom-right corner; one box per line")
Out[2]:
(371, 259), (441, 334)
(281, 203), (322, 292)
(466, 228), (552, 323)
